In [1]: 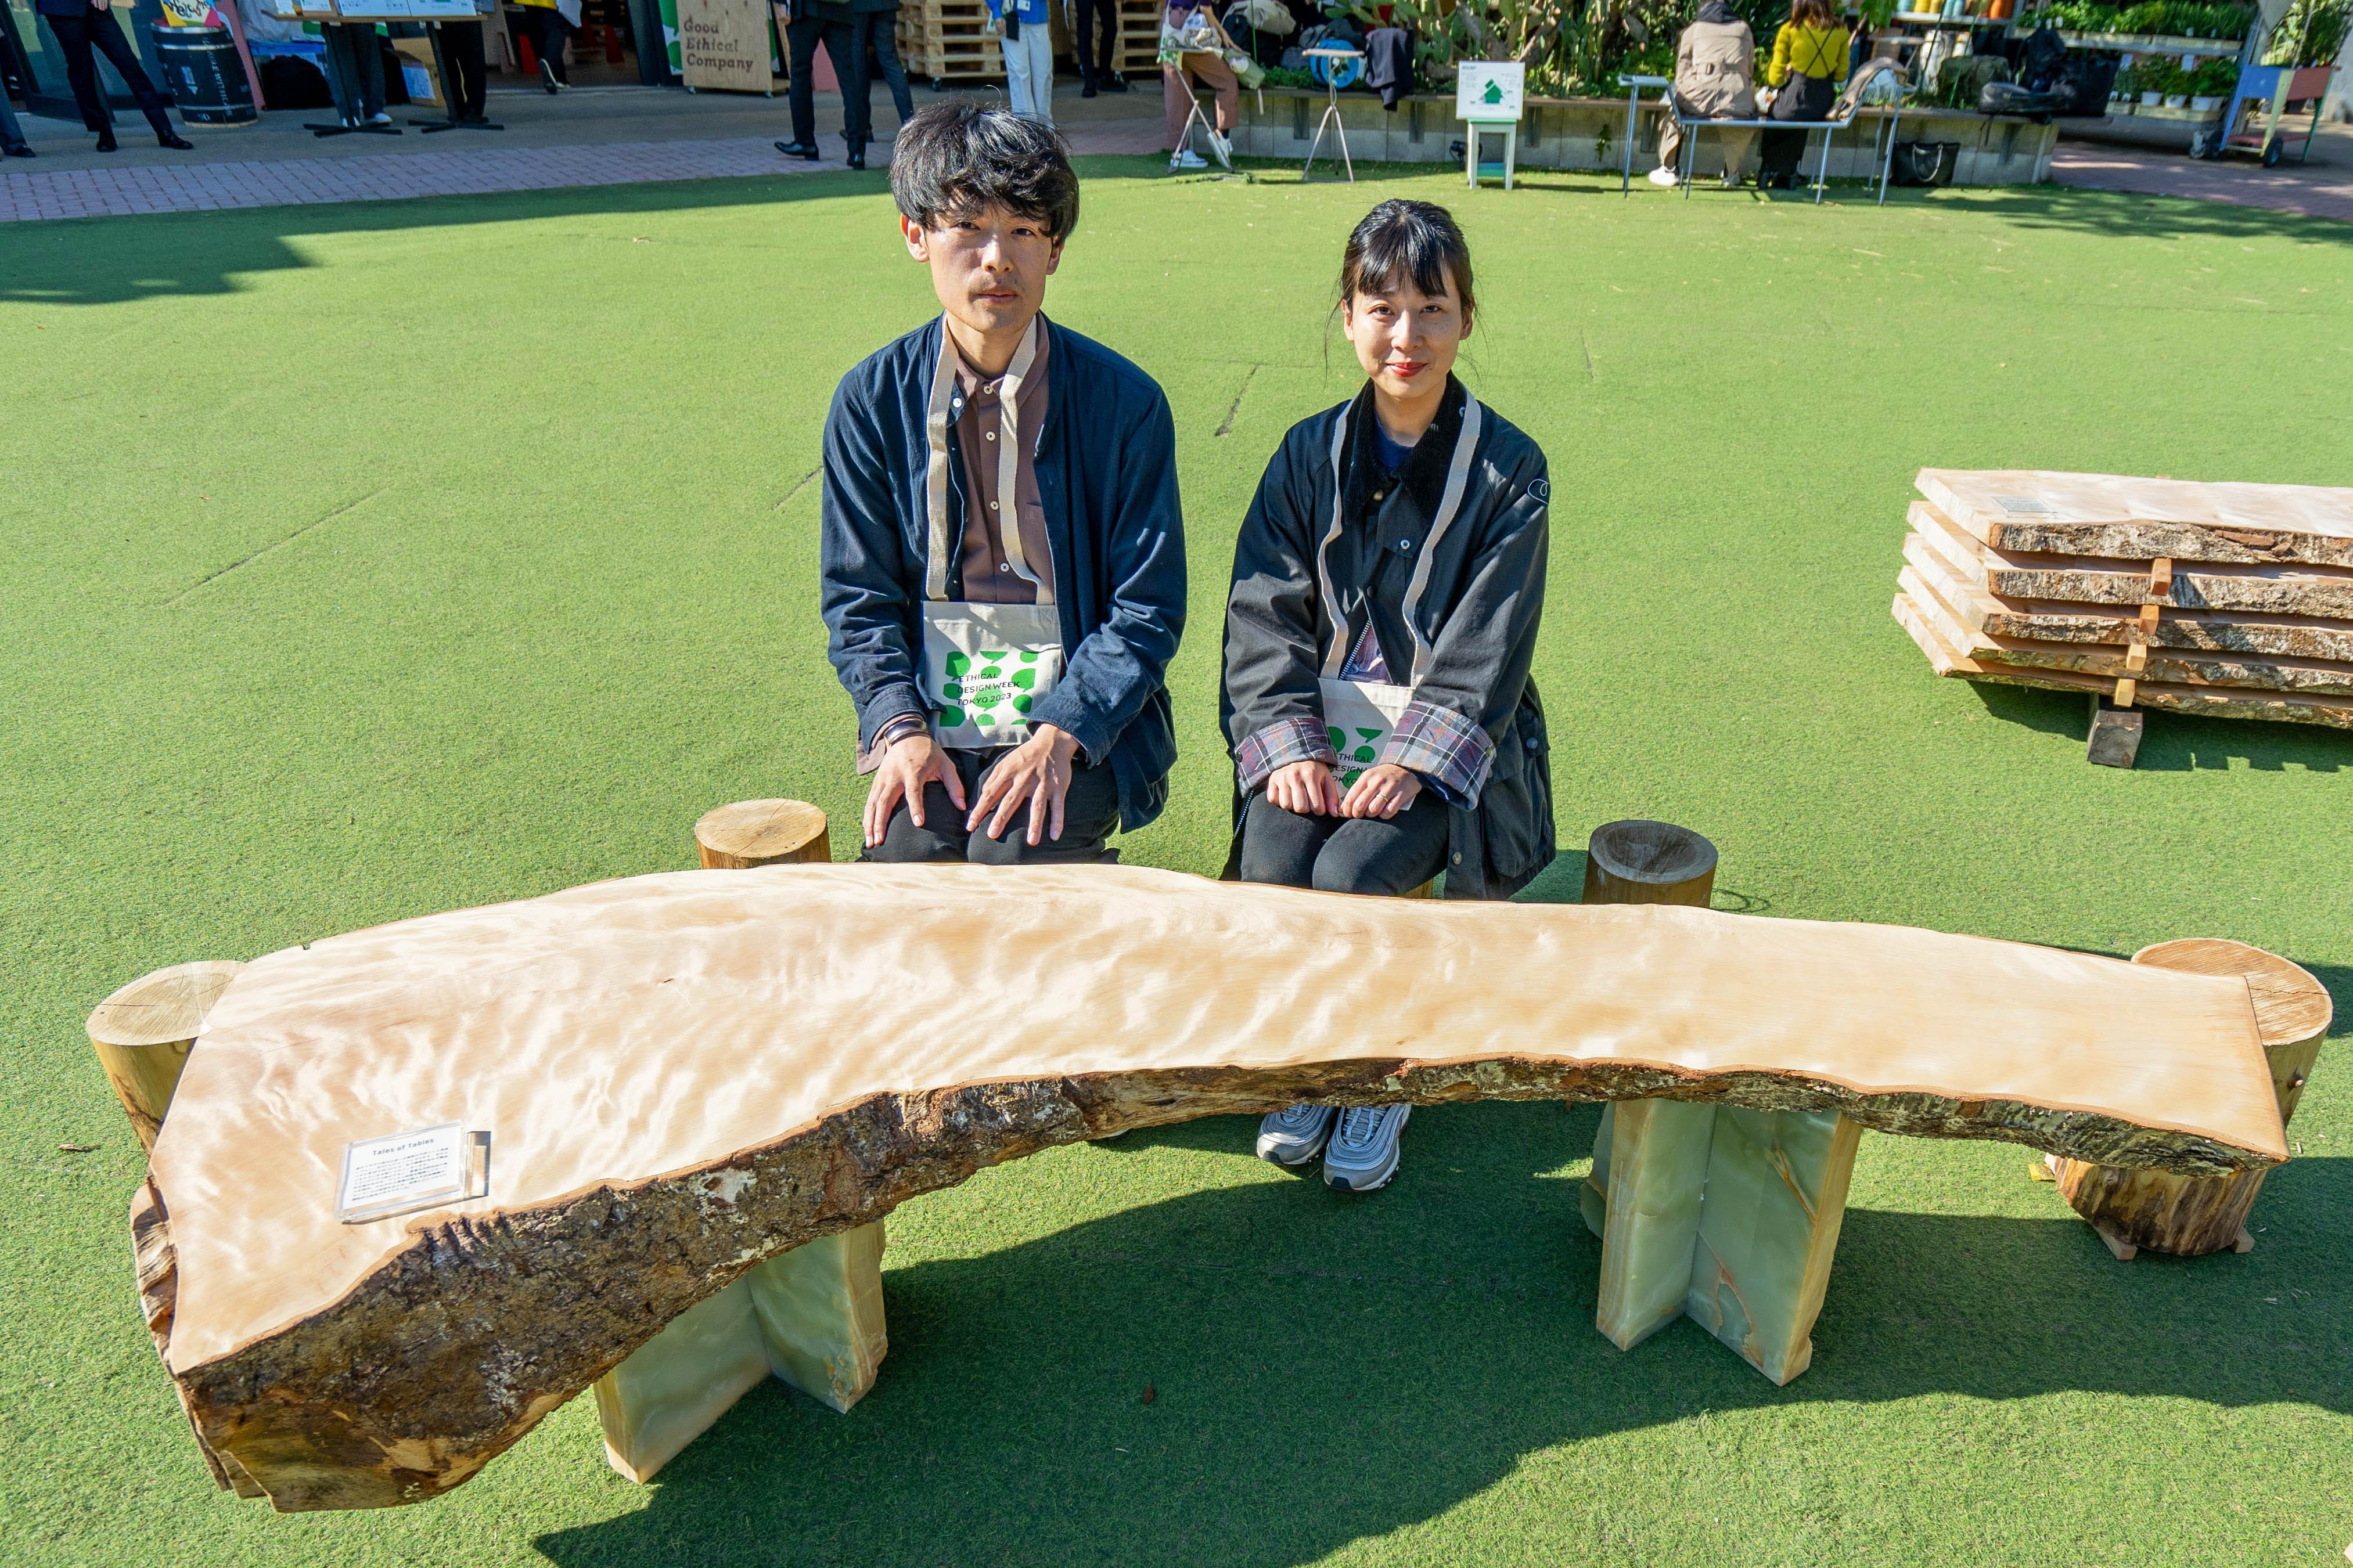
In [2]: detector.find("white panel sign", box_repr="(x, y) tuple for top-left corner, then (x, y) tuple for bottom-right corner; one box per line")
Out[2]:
(336, 1122), (476, 1223)
(1456, 62), (1524, 122)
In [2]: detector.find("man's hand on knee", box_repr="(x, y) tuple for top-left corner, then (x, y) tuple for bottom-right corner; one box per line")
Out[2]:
(864, 730), (965, 848)
(969, 724), (1080, 846)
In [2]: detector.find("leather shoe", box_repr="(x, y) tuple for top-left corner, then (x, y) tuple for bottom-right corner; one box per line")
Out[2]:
(846, 147), (866, 170)
(1104, 73), (1129, 91)
(775, 139), (820, 160)
(159, 132), (196, 150)
(1081, 78), (1098, 97)
(95, 129), (118, 153)
(3, 143), (31, 158)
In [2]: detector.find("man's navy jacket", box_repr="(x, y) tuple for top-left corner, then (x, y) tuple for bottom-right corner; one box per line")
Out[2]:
(819, 315), (1186, 833)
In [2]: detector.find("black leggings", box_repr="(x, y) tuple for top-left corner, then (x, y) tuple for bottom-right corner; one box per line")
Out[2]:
(45, 8), (174, 137)
(1074, 0), (1118, 79)
(1237, 789), (1449, 896)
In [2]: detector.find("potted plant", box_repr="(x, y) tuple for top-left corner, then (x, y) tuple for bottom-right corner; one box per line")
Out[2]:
(2188, 54), (2235, 108)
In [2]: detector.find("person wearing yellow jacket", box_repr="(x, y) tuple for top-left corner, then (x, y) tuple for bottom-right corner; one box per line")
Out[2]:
(1760, 0), (1849, 189)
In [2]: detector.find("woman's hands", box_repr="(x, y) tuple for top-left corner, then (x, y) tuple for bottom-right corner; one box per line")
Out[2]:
(1265, 760), (1422, 820)
(1265, 759), (1343, 817)
(1340, 762), (1422, 821)
(969, 724), (1081, 846)
(864, 730), (965, 848)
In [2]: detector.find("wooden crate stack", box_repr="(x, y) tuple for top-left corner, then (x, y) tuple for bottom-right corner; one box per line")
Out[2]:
(1113, 0), (1163, 80)
(900, 0), (1003, 84)
(1891, 468), (2353, 767)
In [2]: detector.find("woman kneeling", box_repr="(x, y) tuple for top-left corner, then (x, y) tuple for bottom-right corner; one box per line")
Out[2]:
(1219, 199), (1556, 1194)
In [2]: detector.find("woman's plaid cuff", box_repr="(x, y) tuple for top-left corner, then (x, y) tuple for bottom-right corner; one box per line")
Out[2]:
(1380, 700), (1494, 807)
(1235, 716), (1339, 792)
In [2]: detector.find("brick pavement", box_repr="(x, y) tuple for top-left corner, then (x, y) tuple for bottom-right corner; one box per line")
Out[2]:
(2050, 130), (2353, 225)
(0, 103), (1165, 224)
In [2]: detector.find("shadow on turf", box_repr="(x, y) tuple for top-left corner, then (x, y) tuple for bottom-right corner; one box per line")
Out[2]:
(1970, 683), (2351, 772)
(533, 1101), (2349, 1568)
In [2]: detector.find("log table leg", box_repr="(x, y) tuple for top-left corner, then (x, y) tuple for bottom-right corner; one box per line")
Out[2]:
(86, 961), (246, 1151)
(595, 800), (886, 1482)
(2051, 938), (2330, 1257)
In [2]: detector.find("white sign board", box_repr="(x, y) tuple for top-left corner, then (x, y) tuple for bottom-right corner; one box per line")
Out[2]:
(336, 1122), (478, 1223)
(1456, 62), (1524, 123)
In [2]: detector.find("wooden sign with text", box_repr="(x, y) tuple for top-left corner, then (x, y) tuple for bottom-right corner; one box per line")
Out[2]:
(678, 0), (772, 93)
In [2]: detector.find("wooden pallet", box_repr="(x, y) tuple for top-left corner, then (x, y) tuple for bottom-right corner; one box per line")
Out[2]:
(900, 0), (1004, 82)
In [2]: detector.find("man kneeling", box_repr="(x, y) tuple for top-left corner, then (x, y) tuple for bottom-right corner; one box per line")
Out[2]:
(821, 102), (1187, 863)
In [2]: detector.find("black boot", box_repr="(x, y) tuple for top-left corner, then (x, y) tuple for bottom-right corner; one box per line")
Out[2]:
(95, 129), (118, 152)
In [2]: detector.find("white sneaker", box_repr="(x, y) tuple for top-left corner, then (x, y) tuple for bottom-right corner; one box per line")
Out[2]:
(1205, 125), (1232, 168)
(1169, 149), (1208, 171)
(366, 111), (393, 125)
(1256, 1104), (1336, 1167)
(1647, 165), (1679, 187)
(1322, 1104), (1409, 1193)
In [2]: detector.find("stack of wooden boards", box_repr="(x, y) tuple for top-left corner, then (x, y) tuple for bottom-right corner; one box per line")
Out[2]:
(1893, 469), (2353, 747)
(896, 0), (1162, 83)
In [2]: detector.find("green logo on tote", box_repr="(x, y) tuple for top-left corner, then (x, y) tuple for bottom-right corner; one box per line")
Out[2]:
(1326, 724), (1388, 785)
(939, 648), (1042, 730)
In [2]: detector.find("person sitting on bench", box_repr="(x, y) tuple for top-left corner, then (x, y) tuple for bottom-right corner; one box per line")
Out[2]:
(1222, 199), (1555, 1193)
(1649, 0), (1758, 188)
(821, 102), (1187, 867)
(1760, 0), (1850, 190)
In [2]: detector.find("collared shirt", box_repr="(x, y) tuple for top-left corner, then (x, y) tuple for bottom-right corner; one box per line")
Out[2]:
(951, 322), (1055, 605)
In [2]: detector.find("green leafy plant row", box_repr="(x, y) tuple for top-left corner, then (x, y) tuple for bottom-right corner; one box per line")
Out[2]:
(2037, 0), (2253, 38)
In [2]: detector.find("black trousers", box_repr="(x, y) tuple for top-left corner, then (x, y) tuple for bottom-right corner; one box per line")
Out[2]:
(1236, 789), (1450, 896)
(438, 20), (489, 118)
(851, 9), (911, 130)
(1, 89), (28, 150)
(786, 16), (863, 147)
(1761, 72), (1837, 183)
(44, 8), (174, 137)
(1073, 0), (1117, 80)
(864, 747), (1122, 865)
(525, 5), (574, 81)
(319, 21), (384, 120)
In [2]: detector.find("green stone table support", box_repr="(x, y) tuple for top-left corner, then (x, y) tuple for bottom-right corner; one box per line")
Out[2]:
(595, 1223), (888, 1482)
(1585, 1101), (1861, 1385)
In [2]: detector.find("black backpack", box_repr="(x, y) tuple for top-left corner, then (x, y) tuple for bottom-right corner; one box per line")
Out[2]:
(2018, 25), (2067, 91)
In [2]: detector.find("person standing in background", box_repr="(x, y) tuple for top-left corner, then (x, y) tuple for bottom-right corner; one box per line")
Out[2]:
(513, 0), (578, 92)
(2, 79), (33, 154)
(35, 0), (195, 152)
(1072, 0), (1125, 97)
(848, 0), (913, 143)
(437, 0), (496, 124)
(775, 0), (866, 166)
(1758, 0), (1847, 189)
(320, 19), (388, 124)
(987, 0), (1053, 126)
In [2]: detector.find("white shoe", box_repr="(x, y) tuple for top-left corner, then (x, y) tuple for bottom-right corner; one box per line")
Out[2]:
(1205, 125), (1232, 168)
(366, 111), (393, 125)
(1647, 165), (1679, 187)
(1169, 149), (1208, 171)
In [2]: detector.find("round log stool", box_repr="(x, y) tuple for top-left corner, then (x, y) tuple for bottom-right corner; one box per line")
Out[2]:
(2053, 938), (2332, 1259)
(1582, 819), (1718, 909)
(695, 799), (832, 870)
(87, 960), (245, 1151)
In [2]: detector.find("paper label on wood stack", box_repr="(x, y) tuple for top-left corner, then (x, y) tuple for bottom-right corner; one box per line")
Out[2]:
(336, 1122), (468, 1223)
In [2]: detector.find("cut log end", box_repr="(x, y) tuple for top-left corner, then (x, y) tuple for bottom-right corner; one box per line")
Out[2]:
(87, 960), (246, 1151)
(2087, 698), (2144, 769)
(695, 799), (831, 870)
(1582, 820), (1718, 909)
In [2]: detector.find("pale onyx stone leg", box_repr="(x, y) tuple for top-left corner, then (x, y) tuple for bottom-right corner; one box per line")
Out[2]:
(595, 1222), (888, 1481)
(595, 1275), (772, 1483)
(1580, 1102), (1615, 1239)
(1683, 1106), (1861, 1386)
(1594, 1099), (1719, 1351)
(745, 1223), (888, 1413)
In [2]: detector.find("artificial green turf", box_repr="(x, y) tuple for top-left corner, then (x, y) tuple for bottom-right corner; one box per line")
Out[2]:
(3, 160), (2350, 1567)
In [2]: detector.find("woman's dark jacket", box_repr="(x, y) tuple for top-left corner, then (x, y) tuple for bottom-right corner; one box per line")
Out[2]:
(1220, 377), (1555, 899)
(819, 315), (1186, 832)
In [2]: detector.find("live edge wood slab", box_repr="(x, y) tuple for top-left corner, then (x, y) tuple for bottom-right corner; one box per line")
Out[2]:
(131, 865), (2288, 1511)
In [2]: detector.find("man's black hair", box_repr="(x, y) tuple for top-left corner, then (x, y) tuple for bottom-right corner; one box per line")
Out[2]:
(889, 101), (1081, 242)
